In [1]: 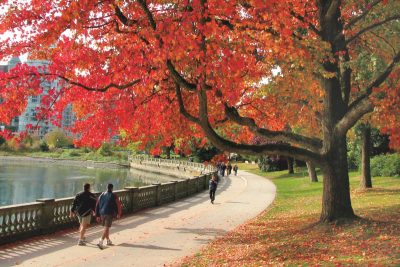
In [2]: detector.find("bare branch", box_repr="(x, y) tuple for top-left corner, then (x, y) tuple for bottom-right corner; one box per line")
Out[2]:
(346, 15), (400, 44)
(56, 75), (141, 92)
(83, 20), (114, 29)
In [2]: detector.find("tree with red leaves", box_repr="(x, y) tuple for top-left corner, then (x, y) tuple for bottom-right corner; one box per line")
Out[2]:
(0, 0), (399, 222)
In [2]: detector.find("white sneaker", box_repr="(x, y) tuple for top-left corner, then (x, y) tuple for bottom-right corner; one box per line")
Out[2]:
(106, 239), (113, 246)
(97, 240), (104, 250)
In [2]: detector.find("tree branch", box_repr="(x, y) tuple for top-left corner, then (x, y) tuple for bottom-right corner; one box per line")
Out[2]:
(364, 50), (400, 94)
(167, 60), (197, 91)
(290, 10), (322, 37)
(137, 0), (157, 30)
(224, 103), (323, 151)
(189, 80), (322, 162)
(338, 50), (400, 135)
(56, 75), (141, 92)
(326, 0), (340, 20)
(344, 0), (383, 29)
(114, 6), (138, 26)
(334, 97), (373, 137)
(175, 84), (200, 123)
(346, 15), (400, 44)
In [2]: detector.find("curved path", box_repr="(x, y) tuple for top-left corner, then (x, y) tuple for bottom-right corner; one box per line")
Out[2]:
(0, 170), (276, 267)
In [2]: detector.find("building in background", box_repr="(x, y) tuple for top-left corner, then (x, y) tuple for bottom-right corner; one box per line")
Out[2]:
(0, 56), (75, 138)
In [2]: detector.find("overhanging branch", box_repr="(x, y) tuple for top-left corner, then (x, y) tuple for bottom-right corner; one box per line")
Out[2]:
(175, 84), (199, 123)
(193, 85), (321, 163)
(346, 15), (400, 44)
(224, 103), (323, 151)
(199, 116), (322, 163)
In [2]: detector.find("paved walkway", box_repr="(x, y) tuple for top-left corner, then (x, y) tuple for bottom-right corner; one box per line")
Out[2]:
(0, 171), (276, 267)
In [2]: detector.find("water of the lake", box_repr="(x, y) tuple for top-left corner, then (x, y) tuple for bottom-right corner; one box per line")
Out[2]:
(0, 161), (181, 207)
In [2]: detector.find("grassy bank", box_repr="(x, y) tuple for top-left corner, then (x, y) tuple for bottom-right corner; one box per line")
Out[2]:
(179, 163), (400, 266)
(0, 149), (130, 164)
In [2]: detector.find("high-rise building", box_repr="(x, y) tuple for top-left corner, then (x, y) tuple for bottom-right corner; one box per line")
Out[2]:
(0, 56), (75, 138)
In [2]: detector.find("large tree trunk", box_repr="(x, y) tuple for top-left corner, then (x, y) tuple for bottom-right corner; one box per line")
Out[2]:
(360, 125), (372, 188)
(306, 161), (318, 182)
(320, 137), (356, 222)
(287, 157), (294, 174)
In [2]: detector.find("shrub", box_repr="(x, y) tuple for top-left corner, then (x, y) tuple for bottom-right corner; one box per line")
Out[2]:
(258, 156), (287, 172)
(371, 153), (400, 177)
(45, 129), (73, 148)
(6, 138), (23, 151)
(39, 141), (49, 151)
(68, 150), (80, 157)
(97, 142), (113, 156)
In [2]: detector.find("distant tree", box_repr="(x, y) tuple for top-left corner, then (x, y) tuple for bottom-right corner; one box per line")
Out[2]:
(45, 129), (73, 148)
(306, 161), (318, 182)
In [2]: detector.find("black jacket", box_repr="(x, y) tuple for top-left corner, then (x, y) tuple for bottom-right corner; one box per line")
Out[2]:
(71, 191), (97, 216)
(209, 179), (218, 191)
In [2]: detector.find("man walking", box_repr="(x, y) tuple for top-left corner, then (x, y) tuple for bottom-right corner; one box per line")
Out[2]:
(209, 174), (218, 204)
(95, 183), (122, 249)
(233, 164), (238, 176)
(70, 183), (97, 246)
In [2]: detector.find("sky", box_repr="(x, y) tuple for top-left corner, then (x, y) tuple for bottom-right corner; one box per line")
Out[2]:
(0, 1), (28, 64)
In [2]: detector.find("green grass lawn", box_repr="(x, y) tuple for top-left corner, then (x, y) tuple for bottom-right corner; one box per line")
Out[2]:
(179, 163), (400, 266)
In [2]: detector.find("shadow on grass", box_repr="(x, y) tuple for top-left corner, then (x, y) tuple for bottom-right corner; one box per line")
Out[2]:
(353, 187), (400, 195)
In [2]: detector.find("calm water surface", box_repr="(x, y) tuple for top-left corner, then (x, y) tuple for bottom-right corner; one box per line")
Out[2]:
(0, 161), (177, 206)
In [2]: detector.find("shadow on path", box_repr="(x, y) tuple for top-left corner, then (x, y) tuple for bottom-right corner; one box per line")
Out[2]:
(118, 243), (181, 251)
(0, 175), (232, 266)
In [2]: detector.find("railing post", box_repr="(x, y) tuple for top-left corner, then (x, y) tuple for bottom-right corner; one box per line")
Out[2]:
(171, 181), (178, 201)
(36, 198), (55, 234)
(153, 183), (162, 206)
(124, 187), (138, 214)
(194, 176), (199, 192)
(185, 178), (190, 197)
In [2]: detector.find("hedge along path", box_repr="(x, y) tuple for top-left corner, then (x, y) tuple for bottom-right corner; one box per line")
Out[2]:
(0, 170), (276, 267)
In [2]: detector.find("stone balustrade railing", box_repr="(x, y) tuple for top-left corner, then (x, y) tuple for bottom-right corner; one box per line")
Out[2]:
(0, 158), (216, 245)
(129, 155), (215, 173)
